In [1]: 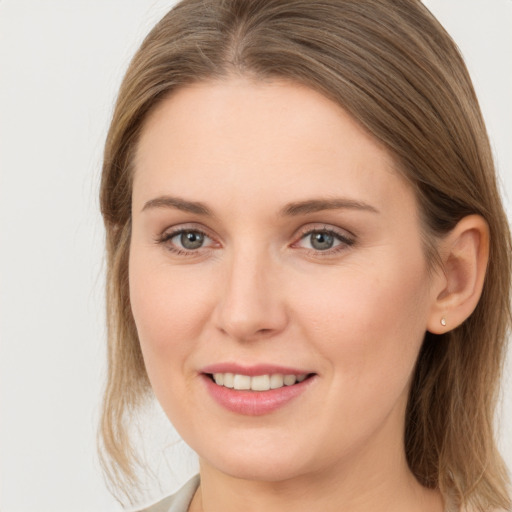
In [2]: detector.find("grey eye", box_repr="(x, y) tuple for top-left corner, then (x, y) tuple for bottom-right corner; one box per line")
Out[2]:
(309, 232), (335, 250)
(179, 231), (205, 250)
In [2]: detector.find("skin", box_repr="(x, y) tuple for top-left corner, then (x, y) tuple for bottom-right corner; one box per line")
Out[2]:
(129, 78), (488, 512)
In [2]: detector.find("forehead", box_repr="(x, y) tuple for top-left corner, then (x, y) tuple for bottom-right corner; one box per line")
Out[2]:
(132, 78), (413, 217)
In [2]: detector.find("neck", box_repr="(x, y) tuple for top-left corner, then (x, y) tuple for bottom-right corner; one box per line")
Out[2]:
(189, 421), (444, 512)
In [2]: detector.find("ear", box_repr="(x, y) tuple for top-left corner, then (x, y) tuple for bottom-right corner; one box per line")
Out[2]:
(427, 215), (489, 334)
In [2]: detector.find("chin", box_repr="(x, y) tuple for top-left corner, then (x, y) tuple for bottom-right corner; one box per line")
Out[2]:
(196, 436), (319, 483)
(211, 457), (310, 483)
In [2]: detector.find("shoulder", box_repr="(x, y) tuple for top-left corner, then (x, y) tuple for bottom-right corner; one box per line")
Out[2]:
(138, 475), (200, 512)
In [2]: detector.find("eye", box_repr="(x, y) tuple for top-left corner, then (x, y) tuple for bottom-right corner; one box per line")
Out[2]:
(294, 227), (354, 253)
(176, 230), (206, 250)
(158, 228), (216, 255)
(306, 231), (337, 251)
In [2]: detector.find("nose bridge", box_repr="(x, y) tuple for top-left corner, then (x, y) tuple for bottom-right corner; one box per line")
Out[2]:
(214, 242), (287, 340)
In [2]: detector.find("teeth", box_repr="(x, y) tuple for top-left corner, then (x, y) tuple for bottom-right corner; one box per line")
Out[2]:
(212, 373), (308, 391)
(251, 374), (270, 391)
(269, 374), (284, 389)
(283, 375), (297, 386)
(233, 374), (251, 390)
(223, 373), (234, 388)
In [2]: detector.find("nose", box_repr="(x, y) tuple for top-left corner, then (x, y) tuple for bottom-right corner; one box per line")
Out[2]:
(212, 248), (288, 341)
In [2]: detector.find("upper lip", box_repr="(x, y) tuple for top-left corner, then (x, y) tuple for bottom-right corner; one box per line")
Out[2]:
(201, 363), (314, 377)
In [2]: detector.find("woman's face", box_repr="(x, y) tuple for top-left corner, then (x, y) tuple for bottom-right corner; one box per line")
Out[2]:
(129, 78), (439, 482)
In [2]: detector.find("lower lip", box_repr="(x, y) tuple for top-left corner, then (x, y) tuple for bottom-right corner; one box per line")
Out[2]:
(201, 374), (315, 416)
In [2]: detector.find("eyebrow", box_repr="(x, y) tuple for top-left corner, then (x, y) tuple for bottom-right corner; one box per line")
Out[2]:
(141, 195), (379, 216)
(142, 196), (213, 216)
(279, 198), (379, 216)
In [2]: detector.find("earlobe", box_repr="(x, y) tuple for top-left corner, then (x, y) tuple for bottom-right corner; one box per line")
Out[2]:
(427, 215), (489, 334)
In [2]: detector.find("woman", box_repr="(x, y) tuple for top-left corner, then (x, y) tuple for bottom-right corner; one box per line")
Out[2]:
(98, 1), (511, 511)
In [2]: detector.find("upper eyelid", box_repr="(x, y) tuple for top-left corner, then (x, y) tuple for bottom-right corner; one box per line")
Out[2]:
(294, 223), (355, 240)
(161, 228), (215, 245)
(157, 223), (355, 248)
(155, 223), (212, 246)
(159, 223), (353, 235)
(160, 223), (215, 239)
(158, 228), (218, 256)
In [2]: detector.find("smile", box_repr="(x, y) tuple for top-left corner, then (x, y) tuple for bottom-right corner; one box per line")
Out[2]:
(202, 371), (316, 415)
(210, 373), (308, 391)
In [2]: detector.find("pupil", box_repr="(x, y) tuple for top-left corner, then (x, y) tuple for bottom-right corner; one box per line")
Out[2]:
(181, 231), (204, 249)
(311, 232), (334, 250)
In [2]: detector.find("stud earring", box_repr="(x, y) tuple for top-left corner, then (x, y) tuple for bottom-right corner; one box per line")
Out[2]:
(440, 317), (447, 327)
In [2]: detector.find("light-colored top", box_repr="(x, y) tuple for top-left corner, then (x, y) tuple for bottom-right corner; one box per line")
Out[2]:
(139, 475), (200, 512)
(138, 474), (495, 512)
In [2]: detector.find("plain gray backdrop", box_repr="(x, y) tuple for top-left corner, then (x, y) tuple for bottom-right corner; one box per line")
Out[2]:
(1, 1), (511, 510)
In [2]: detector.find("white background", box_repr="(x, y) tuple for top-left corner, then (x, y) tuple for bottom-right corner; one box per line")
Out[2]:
(0, 1), (511, 511)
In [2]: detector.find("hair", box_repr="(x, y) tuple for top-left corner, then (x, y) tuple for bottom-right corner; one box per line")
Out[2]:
(99, 0), (511, 509)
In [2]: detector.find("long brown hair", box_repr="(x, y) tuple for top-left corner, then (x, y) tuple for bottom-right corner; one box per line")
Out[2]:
(99, 0), (511, 508)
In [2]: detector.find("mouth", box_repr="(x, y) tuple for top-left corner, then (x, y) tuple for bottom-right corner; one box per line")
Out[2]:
(202, 371), (317, 415)
(200, 363), (317, 415)
(205, 372), (315, 391)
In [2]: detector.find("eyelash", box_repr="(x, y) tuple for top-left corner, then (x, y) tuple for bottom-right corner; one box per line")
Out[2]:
(293, 226), (355, 256)
(156, 227), (214, 257)
(156, 225), (355, 257)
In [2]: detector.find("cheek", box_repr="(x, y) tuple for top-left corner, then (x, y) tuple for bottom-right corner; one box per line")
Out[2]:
(128, 249), (214, 375)
(291, 248), (431, 388)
